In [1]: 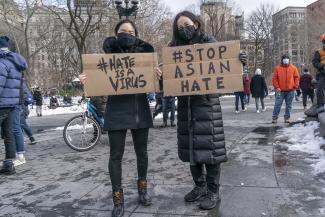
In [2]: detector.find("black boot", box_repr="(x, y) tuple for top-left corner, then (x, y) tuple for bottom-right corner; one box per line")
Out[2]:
(0, 160), (16, 175)
(170, 121), (176, 127)
(184, 185), (207, 202)
(29, 137), (37, 145)
(138, 180), (152, 206)
(112, 189), (124, 217)
(199, 189), (220, 210)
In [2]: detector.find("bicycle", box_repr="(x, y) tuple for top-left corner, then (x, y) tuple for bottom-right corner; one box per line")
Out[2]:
(63, 99), (104, 152)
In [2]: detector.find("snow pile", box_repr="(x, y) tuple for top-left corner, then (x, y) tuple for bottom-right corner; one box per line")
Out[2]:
(275, 121), (325, 174)
(29, 105), (84, 117)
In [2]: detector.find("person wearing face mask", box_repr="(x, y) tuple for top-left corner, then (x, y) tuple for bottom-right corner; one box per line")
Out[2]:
(271, 54), (300, 123)
(155, 11), (247, 211)
(79, 20), (153, 217)
(312, 34), (325, 114)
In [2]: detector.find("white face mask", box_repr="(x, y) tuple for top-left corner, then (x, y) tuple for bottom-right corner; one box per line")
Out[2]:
(282, 58), (290, 65)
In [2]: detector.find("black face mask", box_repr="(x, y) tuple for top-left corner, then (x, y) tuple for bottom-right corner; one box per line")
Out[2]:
(117, 32), (136, 49)
(178, 25), (196, 41)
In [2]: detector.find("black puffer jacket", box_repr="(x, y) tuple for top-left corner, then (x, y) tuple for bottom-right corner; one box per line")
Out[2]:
(102, 37), (154, 131)
(176, 33), (227, 165)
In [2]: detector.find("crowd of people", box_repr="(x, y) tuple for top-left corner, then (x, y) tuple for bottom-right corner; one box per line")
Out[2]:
(1, 9), (325, 217)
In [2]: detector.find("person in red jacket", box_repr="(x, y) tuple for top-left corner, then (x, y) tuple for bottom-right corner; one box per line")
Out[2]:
(300, 68), (314, 110)
(244, 74), (251, 104)
(272, 54), (300, 123)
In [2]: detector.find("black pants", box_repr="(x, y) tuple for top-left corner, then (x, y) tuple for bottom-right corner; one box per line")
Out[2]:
(108, 128), (149, 192)
(0, 108), (15, 160)
(190, 163), (221, 193)
(302, 89), (314, 107)
(317, 73), (325, 108)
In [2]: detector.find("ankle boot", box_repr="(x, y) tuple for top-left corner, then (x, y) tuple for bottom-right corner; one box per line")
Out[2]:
(0, 160), (16, 175)
(137, 180), (152, 206)
(112, 189), (124, 217)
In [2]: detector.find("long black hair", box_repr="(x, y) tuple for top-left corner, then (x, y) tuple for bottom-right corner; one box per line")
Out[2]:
(114, 19), (139, 37)
(171, 11), (204, 46)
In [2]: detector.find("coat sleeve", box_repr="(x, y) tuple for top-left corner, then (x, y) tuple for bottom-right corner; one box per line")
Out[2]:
(263, 77), (268, 96)
(0, 63), (8, 96)
(272, 68), (280, 90)
(312, 51), (325, 72)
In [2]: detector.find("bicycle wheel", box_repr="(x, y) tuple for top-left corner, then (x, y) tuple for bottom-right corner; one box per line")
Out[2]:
(63, 114), (102, 152)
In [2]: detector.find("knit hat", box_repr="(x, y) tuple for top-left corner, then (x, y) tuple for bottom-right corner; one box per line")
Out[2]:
(281, 54), (290, 60)
(255, 68), (262, 75)
(0, 36), (9, 48)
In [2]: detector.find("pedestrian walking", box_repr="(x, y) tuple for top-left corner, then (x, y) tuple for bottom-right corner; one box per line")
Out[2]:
(234, 76), (247, 114)
(271, 54), (300, 123)
(312, 33), (325, 114)
(244, 74), (251, 104)
(21, 81), (37, 145)
(0, 36), (27, 175)
(162, 96), (176, 127)
(152, 92), (163, 120)
(33, 87), (43, 116)
(79, 19), (153, 217)
(250, 68), (268, 113)
(300, 68), (314, 111)
(155, 11), (247, 211)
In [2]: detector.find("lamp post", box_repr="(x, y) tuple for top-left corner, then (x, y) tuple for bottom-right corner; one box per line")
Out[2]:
(114, 0), (139, 19)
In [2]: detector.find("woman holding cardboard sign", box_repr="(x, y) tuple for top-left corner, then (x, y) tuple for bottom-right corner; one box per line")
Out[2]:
(155, 11), (247, 210)
(80, 19), (153, 217)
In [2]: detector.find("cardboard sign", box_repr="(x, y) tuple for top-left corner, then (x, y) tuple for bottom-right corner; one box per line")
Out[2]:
(162, 40), (244, 96)
(82, 53), (159, 96)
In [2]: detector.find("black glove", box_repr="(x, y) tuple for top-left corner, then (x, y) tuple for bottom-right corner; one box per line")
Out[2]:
(239, 50), (247, 66)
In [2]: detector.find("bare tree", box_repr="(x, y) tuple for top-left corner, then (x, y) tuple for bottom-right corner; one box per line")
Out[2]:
(200, 0), (241, 41)
(43, 0), (112, 73)
(245, 3), (278, 81)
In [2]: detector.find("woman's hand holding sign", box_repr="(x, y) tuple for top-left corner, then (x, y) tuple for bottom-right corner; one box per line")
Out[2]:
(79, 73), (87, 85)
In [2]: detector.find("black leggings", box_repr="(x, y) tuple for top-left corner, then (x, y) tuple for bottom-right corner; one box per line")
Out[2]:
(108, 128), (149, 192)
(190, 163), (221, 193)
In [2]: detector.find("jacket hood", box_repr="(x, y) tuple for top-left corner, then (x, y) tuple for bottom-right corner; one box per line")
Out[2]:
(0, 50), (27, 71)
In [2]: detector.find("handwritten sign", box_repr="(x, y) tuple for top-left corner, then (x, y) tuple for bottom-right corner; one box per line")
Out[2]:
(82, 53), (159, 96)
(162, 40), (244, 96)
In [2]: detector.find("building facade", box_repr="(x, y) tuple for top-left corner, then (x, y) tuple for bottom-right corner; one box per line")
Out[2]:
(272, 7), (307, 71)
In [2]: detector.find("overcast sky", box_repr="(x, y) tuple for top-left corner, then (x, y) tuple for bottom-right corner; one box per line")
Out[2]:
(162, 0), (316, 15)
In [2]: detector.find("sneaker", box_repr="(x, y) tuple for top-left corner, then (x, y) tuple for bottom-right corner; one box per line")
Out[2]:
(242, 107), (247, 111)
(256, 110), (260, 113)
(199, 190), (220, 210)
(13, 154), (26, 167)
(272, 118), (277, 124)
(284, 118), (290, 124)
(184, 186), (207, 202)
(29, 137), (37, 145)
(262, 108), (266, 112)
(235, 110), (240, 114)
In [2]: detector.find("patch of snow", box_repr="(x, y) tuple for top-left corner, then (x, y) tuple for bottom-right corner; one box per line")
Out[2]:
(275, 121), (325, 175)
(29, 105), (84, 117)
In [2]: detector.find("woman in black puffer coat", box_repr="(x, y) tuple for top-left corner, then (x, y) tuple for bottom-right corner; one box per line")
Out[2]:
(156, 11), (247, 211)
(80, 20), (153, 217)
